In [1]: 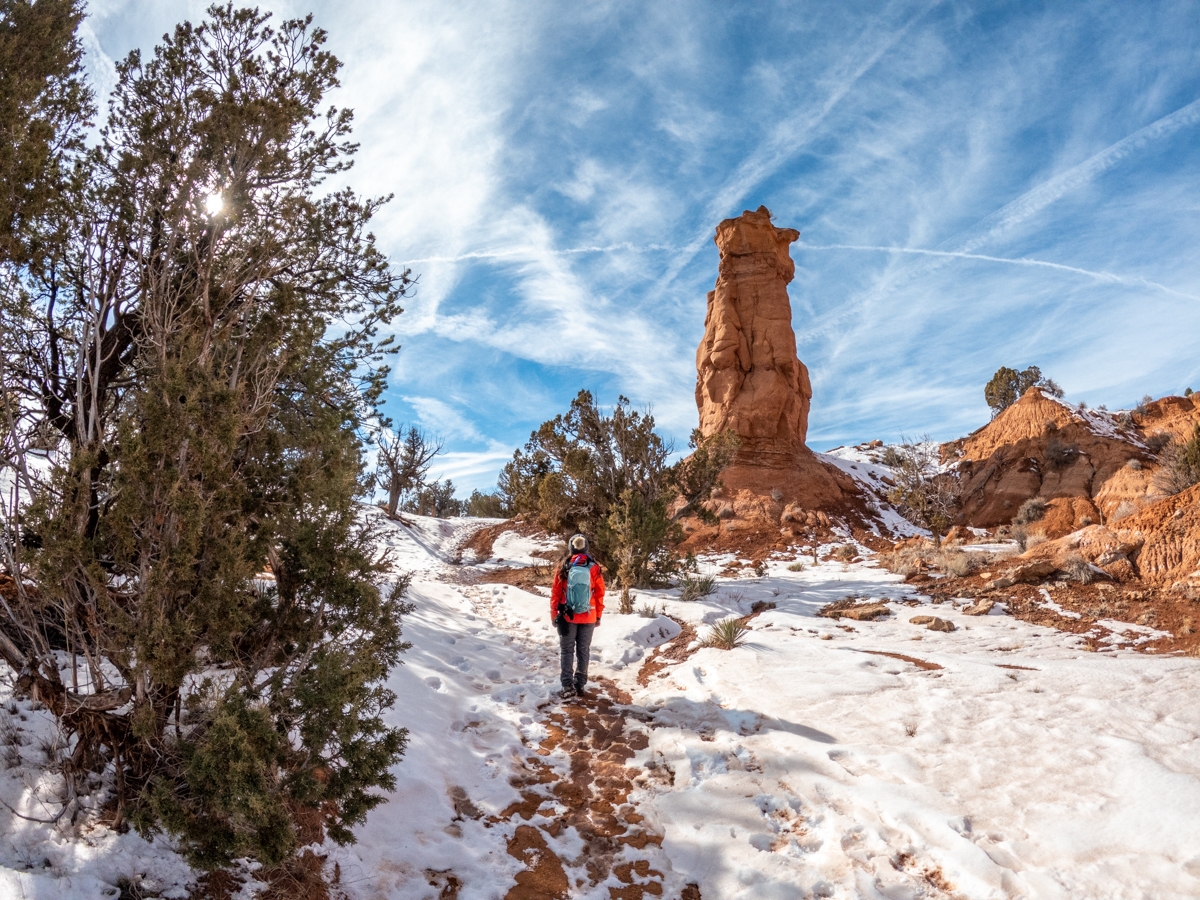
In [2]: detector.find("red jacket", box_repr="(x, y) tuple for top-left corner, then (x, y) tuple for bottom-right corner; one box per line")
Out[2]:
(550, 554), (606, 625)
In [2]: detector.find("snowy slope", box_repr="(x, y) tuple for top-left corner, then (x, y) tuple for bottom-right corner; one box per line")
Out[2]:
(3, 513), (1199, 898)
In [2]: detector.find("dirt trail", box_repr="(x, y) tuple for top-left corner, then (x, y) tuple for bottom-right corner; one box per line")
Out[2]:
(496, 677), (697, 899)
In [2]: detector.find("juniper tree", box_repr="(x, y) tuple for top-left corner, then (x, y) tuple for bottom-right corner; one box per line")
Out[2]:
(0, 5), (412, 868)
(500, 392), (735, 587)
(984, 365), (1063, 417)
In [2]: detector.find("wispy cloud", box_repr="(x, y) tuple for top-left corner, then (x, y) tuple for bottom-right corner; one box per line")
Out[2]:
(84, 1), (1200, 492)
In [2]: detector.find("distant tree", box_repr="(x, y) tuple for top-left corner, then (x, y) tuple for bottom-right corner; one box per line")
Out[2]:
(465, 489), (508, 518)
(1185, 387), (1194, 398)
(984, 366), (1062, 417)
(0, 6), (412, 869)
(403, 478), (463, 517)
(376, 426), (443, 518)
(885, 436), (960, 545)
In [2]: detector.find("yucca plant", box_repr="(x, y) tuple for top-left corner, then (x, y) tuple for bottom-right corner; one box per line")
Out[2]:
(703, 617), (750, 650)
(679, 574), (717, 601)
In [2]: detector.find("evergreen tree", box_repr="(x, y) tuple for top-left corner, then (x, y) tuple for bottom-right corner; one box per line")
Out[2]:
(501, 392), (735, 588)
(984, 365), (1062, 417)
(465, 489), (509, 518)
(0, 0), (92, 268)
(0, 5), (412, 868)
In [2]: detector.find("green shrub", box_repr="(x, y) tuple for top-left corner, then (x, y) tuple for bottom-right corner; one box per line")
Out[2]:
(702, 617), (750, 650)
(679, 574), (717, 601)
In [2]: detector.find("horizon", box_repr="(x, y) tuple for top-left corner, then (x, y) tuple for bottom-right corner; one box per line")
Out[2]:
(81, 0), (1200, 495)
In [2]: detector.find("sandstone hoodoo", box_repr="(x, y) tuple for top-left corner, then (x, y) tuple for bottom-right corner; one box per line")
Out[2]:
(694, 206), (854, 521)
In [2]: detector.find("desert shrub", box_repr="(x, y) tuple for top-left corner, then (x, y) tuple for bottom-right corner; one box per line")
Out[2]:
(1111, 500), (1139, 522)
(636, 602), (664, 619)
(1044, 438), (1076, 467)
(750, 600), (777, 614)
(1063, 553), (1096, 584)
(678, 574), (717, 601)
(702, 617), (750, 650)
(1126, 458), (1143, 470)
(618, 587), (634, 615)
(939, 550), (974, 578)
(1152, 425), (1200, 496)
(501, 393), (736, 588)
(1014, 497), (1048, 524)
(1144, 432), (1172, 454)
(786, 561), (805, 572)
(829, 544), (857, 562)
(880, 446), (905, 468)
(884, 438), (960, 543)
(465, 490), (509, 518)
(1011, 524), (1048, 552)
(752, 559), (769, 577)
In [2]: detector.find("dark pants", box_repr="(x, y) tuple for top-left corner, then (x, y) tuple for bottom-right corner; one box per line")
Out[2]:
(559, 621), (595, 691)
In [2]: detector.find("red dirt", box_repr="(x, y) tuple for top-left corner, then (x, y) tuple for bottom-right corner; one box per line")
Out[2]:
(858, 650), (943, 671)
(497, 679), (668, 900)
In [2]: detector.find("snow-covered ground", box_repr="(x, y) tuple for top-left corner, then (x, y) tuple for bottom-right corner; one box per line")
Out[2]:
(3, 512), (1200, 898)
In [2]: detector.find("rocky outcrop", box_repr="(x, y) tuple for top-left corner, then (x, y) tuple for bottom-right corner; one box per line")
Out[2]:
(1000, 484), (1200, 588)
(693, 207), (854, 520)
(696, 205), (811, 462)
(945, 388), (1150, 527)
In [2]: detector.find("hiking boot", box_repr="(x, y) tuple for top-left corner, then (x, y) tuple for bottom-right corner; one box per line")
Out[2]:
(559, 685), (576, 699)
(573, 686), (589, 700)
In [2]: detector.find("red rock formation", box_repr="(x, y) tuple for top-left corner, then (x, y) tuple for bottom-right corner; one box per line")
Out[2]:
(696, 206), (810, 463)
(693, 207), (854, 522)
(946, 387), (1150, 527)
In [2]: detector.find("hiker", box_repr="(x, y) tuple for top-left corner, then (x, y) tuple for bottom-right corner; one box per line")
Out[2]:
(550, 533), (605, 699)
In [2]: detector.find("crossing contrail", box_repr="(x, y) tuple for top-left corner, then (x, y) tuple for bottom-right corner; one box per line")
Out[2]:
(797, 242), (1199, 302)
(402, 242), (676, 265)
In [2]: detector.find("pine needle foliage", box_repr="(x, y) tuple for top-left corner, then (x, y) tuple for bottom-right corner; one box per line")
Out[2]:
(0, 5), (412, 868)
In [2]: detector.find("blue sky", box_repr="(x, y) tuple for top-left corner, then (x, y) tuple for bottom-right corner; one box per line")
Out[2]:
(82, 1), (1200, 494)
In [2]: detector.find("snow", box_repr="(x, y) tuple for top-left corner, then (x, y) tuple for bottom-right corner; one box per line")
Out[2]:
(3, 512), (1200, 898)
(818, 448), (925, 538)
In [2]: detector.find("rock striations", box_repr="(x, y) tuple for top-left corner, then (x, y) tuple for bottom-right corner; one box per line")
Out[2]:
(693, 207), (854, 525)
(696, 206), (811, 463)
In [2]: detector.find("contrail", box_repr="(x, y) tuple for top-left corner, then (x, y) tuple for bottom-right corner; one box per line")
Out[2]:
(798, 242), (1200, 301)
(952, 96), (1200, 254)
(402, 242), (676, 265)
(652, 0), (944, 293)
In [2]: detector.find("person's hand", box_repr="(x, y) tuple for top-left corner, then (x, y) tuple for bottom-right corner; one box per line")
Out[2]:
(595, 615), (601, 626)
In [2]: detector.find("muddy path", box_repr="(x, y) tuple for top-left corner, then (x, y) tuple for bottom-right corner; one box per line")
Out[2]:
(450, 565), (700, 899)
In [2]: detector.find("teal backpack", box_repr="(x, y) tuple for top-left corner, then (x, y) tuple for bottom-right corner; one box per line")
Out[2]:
(565, 561), (592, 615)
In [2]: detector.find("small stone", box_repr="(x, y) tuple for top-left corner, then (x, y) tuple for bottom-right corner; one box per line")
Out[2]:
(820, 633), (833, 641)
(963, 600), (994, 617)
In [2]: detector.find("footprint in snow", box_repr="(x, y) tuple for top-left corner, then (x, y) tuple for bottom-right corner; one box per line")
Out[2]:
(425, 676), (443, 691)
(451, 656), (471, 672)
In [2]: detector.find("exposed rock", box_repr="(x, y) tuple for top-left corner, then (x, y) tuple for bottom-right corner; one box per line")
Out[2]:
(839, 604), (891, 621)
(963, 599), (995, 616)
(945, 387), (1148, 527)
(691, 206), (857, 522)
(1113, 483), (1200, 586)
(818, 598), (891, 620)
(909, 615), (955, 632)
(696, 205), (810, 459)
